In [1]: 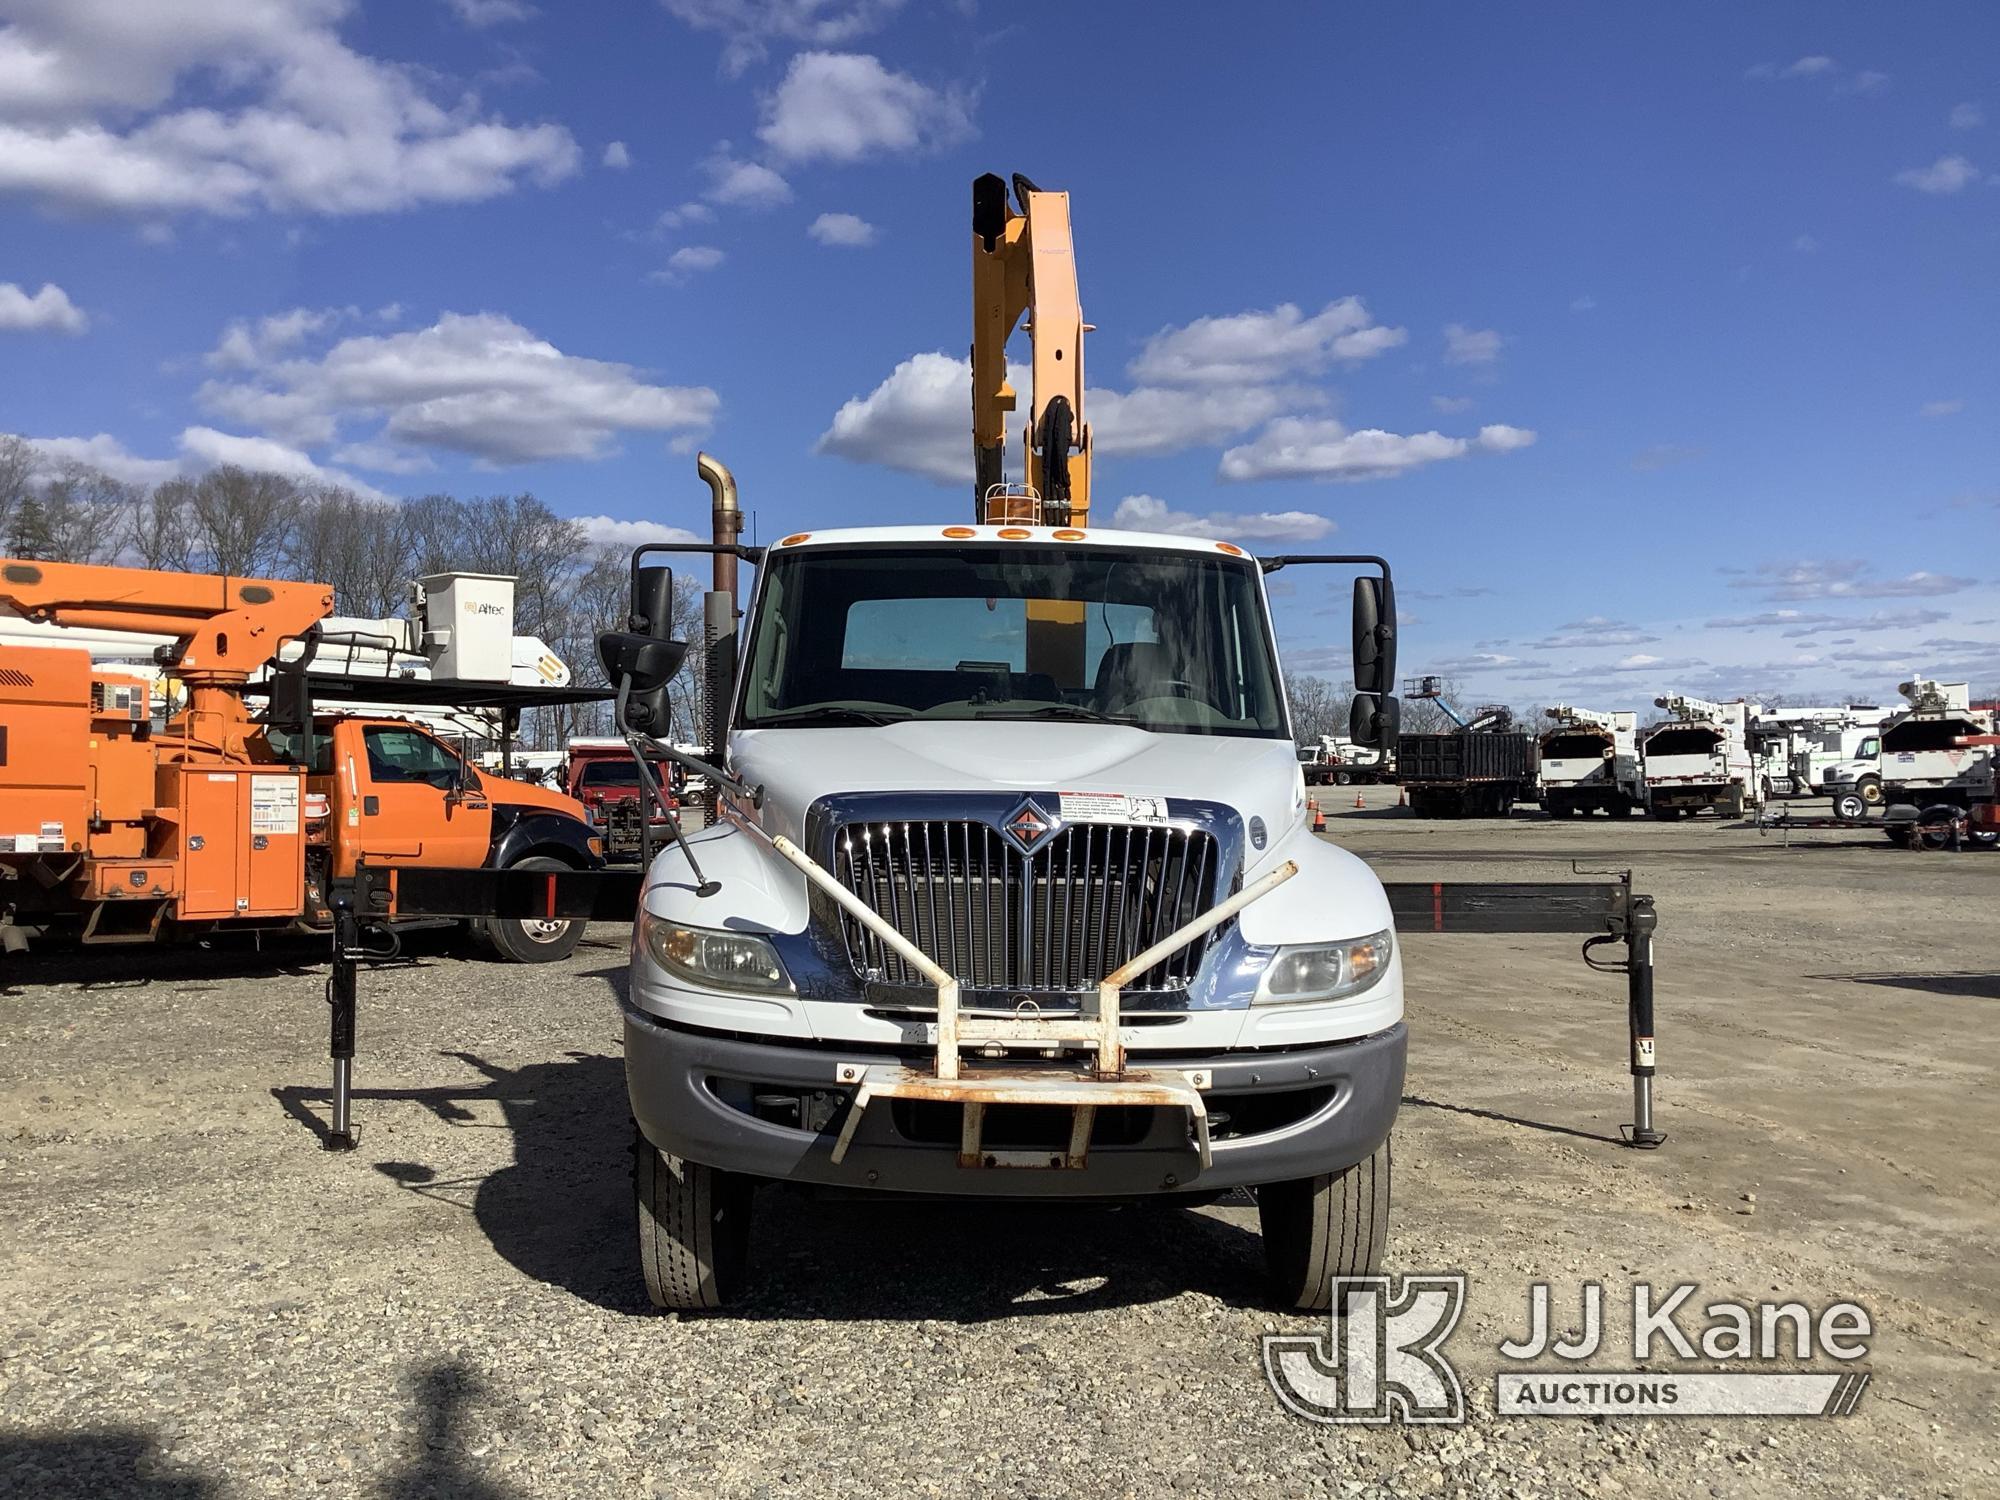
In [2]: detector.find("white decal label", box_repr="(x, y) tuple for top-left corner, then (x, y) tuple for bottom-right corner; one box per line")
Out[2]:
(1058, 792), (1170, 825)
(12, 834), (38, 853)
(251, 775), (300, 835)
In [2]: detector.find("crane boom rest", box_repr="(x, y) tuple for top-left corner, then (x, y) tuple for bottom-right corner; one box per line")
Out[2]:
(971, 171), (1091, 526)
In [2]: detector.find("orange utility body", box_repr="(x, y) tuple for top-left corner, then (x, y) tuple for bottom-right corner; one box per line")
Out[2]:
(0, 558), (598, 948)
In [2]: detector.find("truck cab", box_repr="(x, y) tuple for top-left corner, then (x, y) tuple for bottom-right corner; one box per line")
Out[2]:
(615, 524), (1403, 1310)
(270, 715), (604, 959)
(566, 738), (678, 861)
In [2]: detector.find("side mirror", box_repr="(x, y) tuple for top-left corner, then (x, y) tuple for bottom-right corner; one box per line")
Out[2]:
(1351, 692), (1400, 751)
(598, 630), (688, 735)
(631, 562), (676, 639)
(266, 666), (314, 737)
(1349, 574), (1397, 750)
(1352, 575), (1396, 696)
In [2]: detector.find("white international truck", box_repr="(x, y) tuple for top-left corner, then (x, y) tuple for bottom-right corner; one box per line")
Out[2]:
(1642, 695), (1762, 819)
(603, 513), (1405, 1312)
(1878, 679), (1996, 812)
(1749, 706), (1886, 808)
(1538, 705), (1643, 818)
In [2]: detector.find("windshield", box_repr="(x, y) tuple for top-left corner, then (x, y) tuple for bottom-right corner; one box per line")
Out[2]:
(738, 544), (1287, 738)
(576, 759), (643, 786)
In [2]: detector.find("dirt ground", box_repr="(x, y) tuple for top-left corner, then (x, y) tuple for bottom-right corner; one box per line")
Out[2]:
(1, 790), (1995, 1498)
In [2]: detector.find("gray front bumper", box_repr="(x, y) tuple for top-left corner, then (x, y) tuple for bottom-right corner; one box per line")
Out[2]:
(625, 1008), (1406, 1198)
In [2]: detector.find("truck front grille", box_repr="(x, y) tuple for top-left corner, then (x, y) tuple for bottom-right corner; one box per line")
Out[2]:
(829, 820), (1220, 994)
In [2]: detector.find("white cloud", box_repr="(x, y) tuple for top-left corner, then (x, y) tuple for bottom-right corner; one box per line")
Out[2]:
(655, 200), (717, 232)
(816, 350), (970, 484)
(194, 310), (719, 466)
(21, 433), (181, 488)
(655, 245), (726, 281)
(444, 0), (536, 24)
(816, 351), (1299, 484)
(1842, 70), (1889, 96)
(1730, 559), (1976, 602)
(1921, 398), (1965, 417)
(1895, 155), (1980, 194)
(0, 280), (87, 334)
(808, 210), (877, 246)
(0, 0), (578, 218)
(602, 140), (631, 169)
(1090, 385), (1304, 458)
(206, 306), (346, 370)
(1443, 323), (1503, 365)
(1127, 298), (1405, 386)
(1218, 417), (1534, 483)
(1951, 102), (1985, 131)
(660, 0), (907, 77)
(574, 514), (703, 548)
(702, 146), (791, 206)
(1784, 55), (1837, 78)
(757, 51), (973, 164)
(176, 425), (389, 499)
(1110, 493), (1333, 544)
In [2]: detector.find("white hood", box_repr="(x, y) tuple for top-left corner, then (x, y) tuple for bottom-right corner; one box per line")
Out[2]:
(731, 721), (1300, 849)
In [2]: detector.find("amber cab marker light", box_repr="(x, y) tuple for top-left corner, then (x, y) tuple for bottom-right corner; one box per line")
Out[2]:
(997, 527), (1031, 540)
(942, 526), (977, 538)
(1216, 542), (1245, 556)
(1053, 528), (1087, 541)
(779, 532), (811, 546)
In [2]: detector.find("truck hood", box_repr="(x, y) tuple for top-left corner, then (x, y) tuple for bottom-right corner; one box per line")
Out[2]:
(475, 768), (590, 822)
(732, 722), (1303, 857)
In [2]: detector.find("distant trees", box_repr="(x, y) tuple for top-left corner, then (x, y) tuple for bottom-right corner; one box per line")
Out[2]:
(0, 433), (706, 750)
(1284, 672), (1352, 746)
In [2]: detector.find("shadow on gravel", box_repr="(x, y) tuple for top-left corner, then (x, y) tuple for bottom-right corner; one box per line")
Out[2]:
(375, 1363), (515, 1500)
(1399, 1091), (1622, 1146)
(0, 1428), (218, 1498)
(278, 1044), (1273, 1323)
(1812, 970), (2000, 1000)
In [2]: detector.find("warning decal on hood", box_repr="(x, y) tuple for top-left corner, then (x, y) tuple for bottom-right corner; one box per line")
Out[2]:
(1058, 791), (1169, 825)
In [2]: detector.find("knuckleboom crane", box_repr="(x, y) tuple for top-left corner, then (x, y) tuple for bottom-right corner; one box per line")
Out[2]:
(971, 172), (1092, 525)
(1544, 703), (1624, 732)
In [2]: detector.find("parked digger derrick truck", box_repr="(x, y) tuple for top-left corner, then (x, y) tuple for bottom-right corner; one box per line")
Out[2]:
(0, 558), (607, 960)
(589, 171), (1414, 1313)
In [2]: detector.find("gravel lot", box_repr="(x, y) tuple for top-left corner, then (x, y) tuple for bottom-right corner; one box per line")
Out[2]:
(2, 792), (1995, 1498)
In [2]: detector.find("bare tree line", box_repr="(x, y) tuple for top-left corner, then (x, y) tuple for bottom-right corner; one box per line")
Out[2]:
(1, 435), (704, 748)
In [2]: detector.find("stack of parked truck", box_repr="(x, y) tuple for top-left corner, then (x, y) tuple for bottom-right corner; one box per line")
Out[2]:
(1321, 673), (1995, 830)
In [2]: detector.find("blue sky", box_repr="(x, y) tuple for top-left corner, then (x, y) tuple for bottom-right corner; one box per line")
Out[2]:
(2, 1), (1995, 706)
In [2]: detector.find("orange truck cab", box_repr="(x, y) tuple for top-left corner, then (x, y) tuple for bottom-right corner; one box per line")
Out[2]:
(271, 715), (606, 960)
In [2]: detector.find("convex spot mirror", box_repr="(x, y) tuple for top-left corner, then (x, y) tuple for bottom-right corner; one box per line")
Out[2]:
(598, 631), (688, 736)
(1350, 692), (1400, 751)
(630, 563), (676, 640)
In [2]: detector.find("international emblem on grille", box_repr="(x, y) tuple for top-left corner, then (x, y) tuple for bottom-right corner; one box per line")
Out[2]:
(1000, 798), (1058, 854)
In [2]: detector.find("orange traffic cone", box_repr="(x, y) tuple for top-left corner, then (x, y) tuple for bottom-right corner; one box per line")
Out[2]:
(1353, 791), (1365, 810)
(1310, 797), (1326, 833)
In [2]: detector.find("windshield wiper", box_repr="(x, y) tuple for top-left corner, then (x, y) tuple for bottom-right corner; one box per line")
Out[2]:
(752, 704), (914, 727)
(967, 703), (1135, 724)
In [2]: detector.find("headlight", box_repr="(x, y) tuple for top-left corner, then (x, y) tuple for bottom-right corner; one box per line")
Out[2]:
(638, 911), (791, 993)
(1254, 929), (1394, 1006)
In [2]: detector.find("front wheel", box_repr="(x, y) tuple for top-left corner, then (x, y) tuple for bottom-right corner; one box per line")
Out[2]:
(1258, 1139), (1392, 1312)
(636, 1132), (753, 1310)
(479, 855), (583, 963)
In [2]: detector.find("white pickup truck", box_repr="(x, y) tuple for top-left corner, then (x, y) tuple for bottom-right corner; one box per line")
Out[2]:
(602, 524), (1405, 1311)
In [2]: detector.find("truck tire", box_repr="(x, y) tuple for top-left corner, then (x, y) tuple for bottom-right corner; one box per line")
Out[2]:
(1335, 770), (1353, 786)
(479, 855), (584, 963)
(1259, 1139), (1391, 1312)
(635, 1131), (753, 1310)
(1855, 776), (1883, 807)
(1833, 791), (1867, 821)
(1720, 786), (1745, 821)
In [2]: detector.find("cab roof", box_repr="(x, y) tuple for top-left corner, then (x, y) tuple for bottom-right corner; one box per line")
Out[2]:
(764, 523), (1259, 560)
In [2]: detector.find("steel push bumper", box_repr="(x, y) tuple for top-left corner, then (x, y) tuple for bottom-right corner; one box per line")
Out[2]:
(768, 834), (1299, 1175)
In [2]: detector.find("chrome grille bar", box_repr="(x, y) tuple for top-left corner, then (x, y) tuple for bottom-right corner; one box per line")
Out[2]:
(830, 818), (1223, 994)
